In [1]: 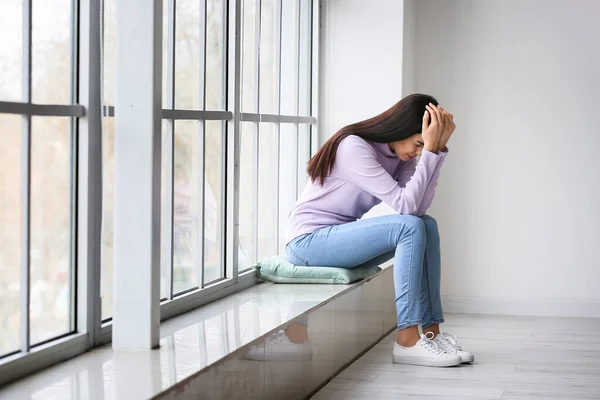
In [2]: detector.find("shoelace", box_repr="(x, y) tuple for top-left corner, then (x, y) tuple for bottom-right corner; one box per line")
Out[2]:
(436, 332), (462, 352)
(265, 331), (287, 348)
(420, 332), (446, 355)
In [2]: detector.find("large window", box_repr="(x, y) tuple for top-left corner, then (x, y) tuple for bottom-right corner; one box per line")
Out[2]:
(0, 0), (80, 360)
(0, 0), (316, 386)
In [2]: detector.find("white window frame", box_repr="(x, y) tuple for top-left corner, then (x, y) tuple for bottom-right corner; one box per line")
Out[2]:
(0, 0), (320, 386)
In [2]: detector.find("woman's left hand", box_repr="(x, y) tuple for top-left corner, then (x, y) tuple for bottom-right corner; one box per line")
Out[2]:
(437, 105), (455, 152)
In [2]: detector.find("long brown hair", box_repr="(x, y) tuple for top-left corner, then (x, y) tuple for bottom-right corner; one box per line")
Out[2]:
(307, 93), (439, 185)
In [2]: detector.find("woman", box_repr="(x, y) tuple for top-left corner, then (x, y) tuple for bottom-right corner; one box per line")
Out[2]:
(285, 93), (473, 367)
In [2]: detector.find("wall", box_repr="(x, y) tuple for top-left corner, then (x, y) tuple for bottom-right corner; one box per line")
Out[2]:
(320, 0), (600, 317)
(414, 0), (600, 317)
(319, 0), (412, 217)
(319, 0), (406, 143)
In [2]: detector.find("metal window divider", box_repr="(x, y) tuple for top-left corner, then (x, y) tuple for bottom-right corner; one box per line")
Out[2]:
(198, 0), (207, 289)
(20, 0), (33, 354)
(164, 0), (177, 301)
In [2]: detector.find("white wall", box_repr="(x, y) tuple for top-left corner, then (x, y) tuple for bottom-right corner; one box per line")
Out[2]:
(414, 0), (600, 317)
(319, 0), (406, 143)
(321, 0), (600, 317)
(319, 0), (413, 217)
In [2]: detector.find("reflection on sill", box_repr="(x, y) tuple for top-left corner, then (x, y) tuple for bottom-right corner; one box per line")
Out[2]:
(0, 278), (353, 399)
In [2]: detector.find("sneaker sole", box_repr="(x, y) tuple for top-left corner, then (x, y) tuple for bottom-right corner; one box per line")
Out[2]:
(392, 355), (462, 367)
(460, 354), (475, 363)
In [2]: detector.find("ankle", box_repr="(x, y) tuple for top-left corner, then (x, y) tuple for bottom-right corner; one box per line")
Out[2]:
(396, 338), (419, 347)
(423, 324), (441, 338)
(285, 324), (309, 344)
(396, 325), (420, 347)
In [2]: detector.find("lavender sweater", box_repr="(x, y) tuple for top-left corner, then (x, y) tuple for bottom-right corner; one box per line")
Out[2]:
(285, 135), (447, 244)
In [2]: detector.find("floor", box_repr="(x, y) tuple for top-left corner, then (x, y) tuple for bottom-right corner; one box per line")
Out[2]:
(311, 314), (600, 400)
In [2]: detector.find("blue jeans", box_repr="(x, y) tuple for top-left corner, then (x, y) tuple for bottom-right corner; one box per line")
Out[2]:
(286, 214), (444, 330)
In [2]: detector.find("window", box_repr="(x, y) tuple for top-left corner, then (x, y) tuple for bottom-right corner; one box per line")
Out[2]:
(0, 0), (317, 385)
(0, 0), (80, 363)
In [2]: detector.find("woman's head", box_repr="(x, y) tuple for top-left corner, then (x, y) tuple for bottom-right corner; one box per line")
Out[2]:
(307, 93), (439, 185)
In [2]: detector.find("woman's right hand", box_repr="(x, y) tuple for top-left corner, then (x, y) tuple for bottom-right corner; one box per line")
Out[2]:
(422, 103), (445, 152)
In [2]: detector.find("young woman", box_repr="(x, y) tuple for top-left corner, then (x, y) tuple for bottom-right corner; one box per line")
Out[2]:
(285, 93), (473, 367)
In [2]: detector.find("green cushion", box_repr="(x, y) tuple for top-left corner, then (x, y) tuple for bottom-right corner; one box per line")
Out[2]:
(254, 255), (381, 284)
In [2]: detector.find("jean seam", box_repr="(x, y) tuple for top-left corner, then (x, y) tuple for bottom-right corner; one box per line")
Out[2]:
(397, 320), (424, 331)
(422, 319), (445, 329)
(424, 251), (434, 323)
(406, 233), (414, 324)
(287, 245), (309, 266)
(312, 220), (417, 243)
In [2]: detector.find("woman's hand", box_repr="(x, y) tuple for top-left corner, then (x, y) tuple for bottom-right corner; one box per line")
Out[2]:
(437, 105), (455, 152)
(422, 103), (444, 152)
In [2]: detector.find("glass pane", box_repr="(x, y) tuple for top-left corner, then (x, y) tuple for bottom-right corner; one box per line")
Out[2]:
(206, 0), (226, 111)
(101, 117), (115, 321)
(162, 0), (169, 109)
(204, 121), (223, 284)
(0, 1), (23, 101)
(30, 117), (72, 345)
(175, 0), (202, 110)
(257, 123), (278, 259)
(102, 0), (116, 107)
(297, 124), (311, 194)
(241, 0), (257, 113)
(278, 124), (297, 251)
(160, 120), (171, 299)
(298, 0), (311, 116)
(173, 120), (201, 294)
(259, 0), (279, 114)
(0, 114), (22, 356)
(280, 0), (299, 116)
(238, 122), (255, 271)
(32, 0), (72, 104)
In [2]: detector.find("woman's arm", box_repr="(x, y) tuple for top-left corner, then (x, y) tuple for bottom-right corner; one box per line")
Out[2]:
(333, 136), (443, 215)
(396, 149), (448, 216)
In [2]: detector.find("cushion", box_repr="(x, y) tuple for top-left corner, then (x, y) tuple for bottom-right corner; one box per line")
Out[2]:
(254, 255), (382, 284)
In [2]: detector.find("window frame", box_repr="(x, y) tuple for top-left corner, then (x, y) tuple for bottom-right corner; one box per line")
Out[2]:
(0, 0), (320, 387)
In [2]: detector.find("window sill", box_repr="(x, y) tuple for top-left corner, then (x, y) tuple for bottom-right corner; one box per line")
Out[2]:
(0, 264), (396, 399)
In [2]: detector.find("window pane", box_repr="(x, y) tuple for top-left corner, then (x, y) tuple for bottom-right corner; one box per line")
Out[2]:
(173, 121), (201, 294)
(278, 124), (297, 251)
(160, 120), (171, 299)
(103, 0), (168, 108)
(241, 0), (257, 113)
(257, 123), (278, 259)
(298, 0), (311, 116)
(238, 122), (255, 271)
(162, 0), (169, 109)
(0, 114), (22, 356)
(280, 0), (299, 116)
(0, 1), (23, 101)
(175, 1), (202, 110)
(30, 117), (72, 345)
(204, 121), (223, 284)
(32, 0), (72, 104)
(206, 0), (226, 111)
(297, 124), (311, 194)
(259, 0), (279, 114)
(101, 117), (115, 321)
(102, 0), (116, 107)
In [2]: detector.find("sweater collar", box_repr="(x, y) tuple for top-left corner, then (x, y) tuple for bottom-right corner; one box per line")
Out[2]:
(372, 141), (398, 159)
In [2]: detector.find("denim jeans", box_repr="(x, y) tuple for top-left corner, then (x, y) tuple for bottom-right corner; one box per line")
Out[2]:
(286, 214), (444, 330)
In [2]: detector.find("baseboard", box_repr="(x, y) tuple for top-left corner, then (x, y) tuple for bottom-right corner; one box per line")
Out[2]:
(442, 295), (600, 319)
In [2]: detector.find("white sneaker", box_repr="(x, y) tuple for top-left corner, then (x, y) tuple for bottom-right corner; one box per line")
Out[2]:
(392, 332), (462, 367)
(433, 332), (475, 363)
(246, 330), (313, 361)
